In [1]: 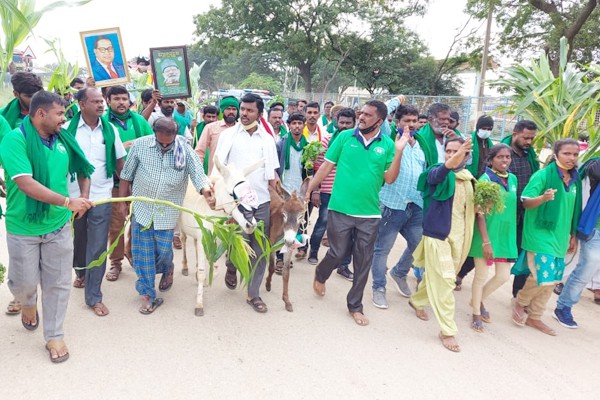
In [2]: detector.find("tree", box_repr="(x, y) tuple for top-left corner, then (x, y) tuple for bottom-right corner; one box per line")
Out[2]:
(192, 0), (425, 93)
(466, 0), (600, 73)
(238, 72), (283, 93)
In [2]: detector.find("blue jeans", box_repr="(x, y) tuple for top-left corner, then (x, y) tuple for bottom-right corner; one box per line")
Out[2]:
(556, 229), (600, 309)
(371, 203), (423, 291)
(309, 193), (331, 255)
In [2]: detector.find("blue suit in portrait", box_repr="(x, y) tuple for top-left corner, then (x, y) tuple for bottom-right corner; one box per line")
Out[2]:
(91, 59), (126, 81)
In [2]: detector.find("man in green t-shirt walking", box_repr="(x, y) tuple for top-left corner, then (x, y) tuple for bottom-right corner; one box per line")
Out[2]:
(0, 91), (94, 363)
(306, 100), (406, 326)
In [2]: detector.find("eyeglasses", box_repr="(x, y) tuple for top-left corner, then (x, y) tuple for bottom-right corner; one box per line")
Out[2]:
(95, 46), (114, 54)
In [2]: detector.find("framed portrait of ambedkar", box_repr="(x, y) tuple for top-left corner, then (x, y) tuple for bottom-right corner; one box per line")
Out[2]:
(149, 46), (191, 99)
(80, 27), (130, 88)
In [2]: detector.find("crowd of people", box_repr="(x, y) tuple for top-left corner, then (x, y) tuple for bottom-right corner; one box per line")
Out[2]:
(0, 71), (599, 363)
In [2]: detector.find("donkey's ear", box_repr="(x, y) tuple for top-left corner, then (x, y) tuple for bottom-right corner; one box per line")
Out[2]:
(242, 158), (265, 177)
(278, 181), (291, 201)
(299, 177), (311, 200)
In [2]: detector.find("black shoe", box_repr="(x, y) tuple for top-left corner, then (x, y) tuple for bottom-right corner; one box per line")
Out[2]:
(337, 266), (353, 281)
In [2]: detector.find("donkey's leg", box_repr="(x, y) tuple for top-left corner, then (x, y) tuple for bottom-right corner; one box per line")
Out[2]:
(266, 254), (275, 292)
(181, 231), (189, 276)
(282, 253), (293, 312)
(195, 239), (207, 316)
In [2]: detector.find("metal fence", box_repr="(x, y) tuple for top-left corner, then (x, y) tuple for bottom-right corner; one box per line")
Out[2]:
(282, 92), (517, 140)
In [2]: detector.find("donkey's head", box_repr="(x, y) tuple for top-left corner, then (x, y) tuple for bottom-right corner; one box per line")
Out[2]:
(280, 178), (310, 247)
(212, 155), (265, 234)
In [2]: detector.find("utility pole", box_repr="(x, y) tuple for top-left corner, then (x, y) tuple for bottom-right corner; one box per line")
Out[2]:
(477, 2), (494, 114)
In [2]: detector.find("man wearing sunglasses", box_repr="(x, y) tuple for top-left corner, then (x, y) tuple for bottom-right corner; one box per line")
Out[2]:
(91, 36), (126, 82)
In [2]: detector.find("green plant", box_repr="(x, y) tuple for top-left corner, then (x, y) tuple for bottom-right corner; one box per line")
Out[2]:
(83, 196), (273, 286)
(43, 38), (79, 95)
(474, 180), (505, 215)
(301, 141), (325, 171)
(492, 37), (600, 162)
(0, 262), (6, 284)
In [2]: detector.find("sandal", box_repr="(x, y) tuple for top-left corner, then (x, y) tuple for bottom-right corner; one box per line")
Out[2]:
(439, 332), (461, 352)
(46, 340), (70, 363)
(408, 300), (429, 321)
(225, 269), (237, 290)
(512, 301), (527, 327)
(246, 297), (268, 313)
(480, 308), (491, 324)
(159, 271), (174, 292)
(471, 316), (484, 333)
(139, 296), (164, 315)
(21, 307), (39, 331)
(91, 302), (109, 317)
(73, 276), (85, 289)
(105, 266), (121, 282)
(6, 300), (21, 315)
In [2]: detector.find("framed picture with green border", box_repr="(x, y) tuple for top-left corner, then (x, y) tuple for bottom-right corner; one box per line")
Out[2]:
(149, 46), (191, 99)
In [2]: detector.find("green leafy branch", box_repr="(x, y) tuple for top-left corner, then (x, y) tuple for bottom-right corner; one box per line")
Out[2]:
(301, 141), (325, 171)
(474, 180), (505, 215)
(78, 196), (272, 286)
(0, 262), (6, 285)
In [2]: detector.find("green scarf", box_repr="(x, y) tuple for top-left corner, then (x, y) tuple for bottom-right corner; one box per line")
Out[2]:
(417, 163), (456, 212)
(0, 98), (24, 129)
(321, 114), (329, 127)
(22, 116), (94, 222)
(173, 113), (187, 136)
(68, 111), (116, 178)
(194, 121), (206, 148)
(536, 161), (582, 234)
(326, 121), (335, 134)
(284, 133), (308, 170)
(389, 121), (397, 141)
(414, 123), (461, 167)
(467, 131), (493, 178)
(501, 135), (540, 173)
(107, 109), (145, 140)
(279, 124), (288, 138)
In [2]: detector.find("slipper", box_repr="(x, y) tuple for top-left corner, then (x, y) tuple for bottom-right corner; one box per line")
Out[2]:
(246, 297), (268, 313)
(159, 271), (174, 292)
(225, 269), (237, 290)
(471, 319), (484, 333)
(439, 332), (461, 352)
(73, 276), (85, 289)
(313, 274), (326, 297)
(91, 302), (109, 317)
(408, 300), (429, 321)
(22, 308), (39, 331)
(350, 311), (369, 326)
(105, 266), (121, 282)
(46, 340), (69, 364)
(139, 297), (164, 315)
(6, 300), (21, 315)
(480, 309), (491, 324)
(511, 302), (527, 327)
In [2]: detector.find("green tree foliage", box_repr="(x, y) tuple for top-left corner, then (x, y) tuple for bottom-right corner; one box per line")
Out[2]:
(466, 0), (600, 73)
(192, 0), (426, 93)
(238, 72), (283, 93)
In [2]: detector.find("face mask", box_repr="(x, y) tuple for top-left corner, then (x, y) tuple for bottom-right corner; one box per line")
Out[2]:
(477, 129), (492, 139)
(397, 127), (417, 137)
(359, 119), (381, 135)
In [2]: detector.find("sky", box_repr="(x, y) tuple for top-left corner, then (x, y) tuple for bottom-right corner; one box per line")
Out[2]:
(24, 0), (479, 70)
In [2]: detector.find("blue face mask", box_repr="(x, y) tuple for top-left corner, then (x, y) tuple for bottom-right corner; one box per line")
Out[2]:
(397, 127), (417, 137)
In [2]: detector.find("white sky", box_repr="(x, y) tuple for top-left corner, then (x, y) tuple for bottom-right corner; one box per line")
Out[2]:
(24, 0), (483, 68)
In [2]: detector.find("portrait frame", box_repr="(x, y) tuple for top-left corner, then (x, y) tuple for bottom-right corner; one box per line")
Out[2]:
(80, 27), (130, 88)
(149, 46), (191, 100)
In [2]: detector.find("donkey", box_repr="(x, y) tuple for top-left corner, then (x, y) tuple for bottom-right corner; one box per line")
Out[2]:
(265, 178), (309, 312)
(179, 155), (264, 316)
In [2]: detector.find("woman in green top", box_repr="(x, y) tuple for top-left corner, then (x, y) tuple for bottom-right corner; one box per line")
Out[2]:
(469, 144), (518, 333)
(511, 138), (582, 336)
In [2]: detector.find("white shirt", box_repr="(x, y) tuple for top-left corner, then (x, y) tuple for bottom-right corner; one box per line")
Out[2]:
(306, 125), (321, 143)
(435, 138), (446, 163)
(220, 124), (279, 205)
(65, 118), (126, 201)
(282, 146), (303, 194)
(148, 110), (193, 142)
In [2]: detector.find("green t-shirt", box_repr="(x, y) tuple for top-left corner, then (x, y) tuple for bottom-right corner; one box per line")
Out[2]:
(0, 129), (71, 235)
(469, 172), (518, 259)
(0, 115), (11, 144)
(521, 167), (578, 257)
(326, 129), (395, 217)
(106, 111), (153, 155)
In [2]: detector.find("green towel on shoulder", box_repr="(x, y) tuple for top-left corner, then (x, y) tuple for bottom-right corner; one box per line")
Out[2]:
(417, 163), (456, 212)
(67, 111), (116, 178)
(467, 131), (493, 178)
(22, 116), (94, 222)
(0, 98), (23, 129)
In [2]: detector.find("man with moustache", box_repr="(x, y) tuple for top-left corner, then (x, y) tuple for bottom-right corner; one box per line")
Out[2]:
(0, 91), (94, 362)
(63, 88), (126, 315)
(214, 93), (279, 313)
(268, 106), (287, 137)
(148, 96), (192, 142)
(414, 103), (461, 167)
(195, 96), (240, 175)
(104, 85), (154, 281)
(306, 100), (405, 326)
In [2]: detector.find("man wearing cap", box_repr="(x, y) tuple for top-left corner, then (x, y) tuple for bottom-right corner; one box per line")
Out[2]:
(195, 96), (239, 175)
(161, 60), (181, 87)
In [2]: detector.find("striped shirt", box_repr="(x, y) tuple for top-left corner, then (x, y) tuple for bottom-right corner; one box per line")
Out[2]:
(379, 141), (426, 210)
(313, 134), (335, 193)
(120, 135), (209, 230)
